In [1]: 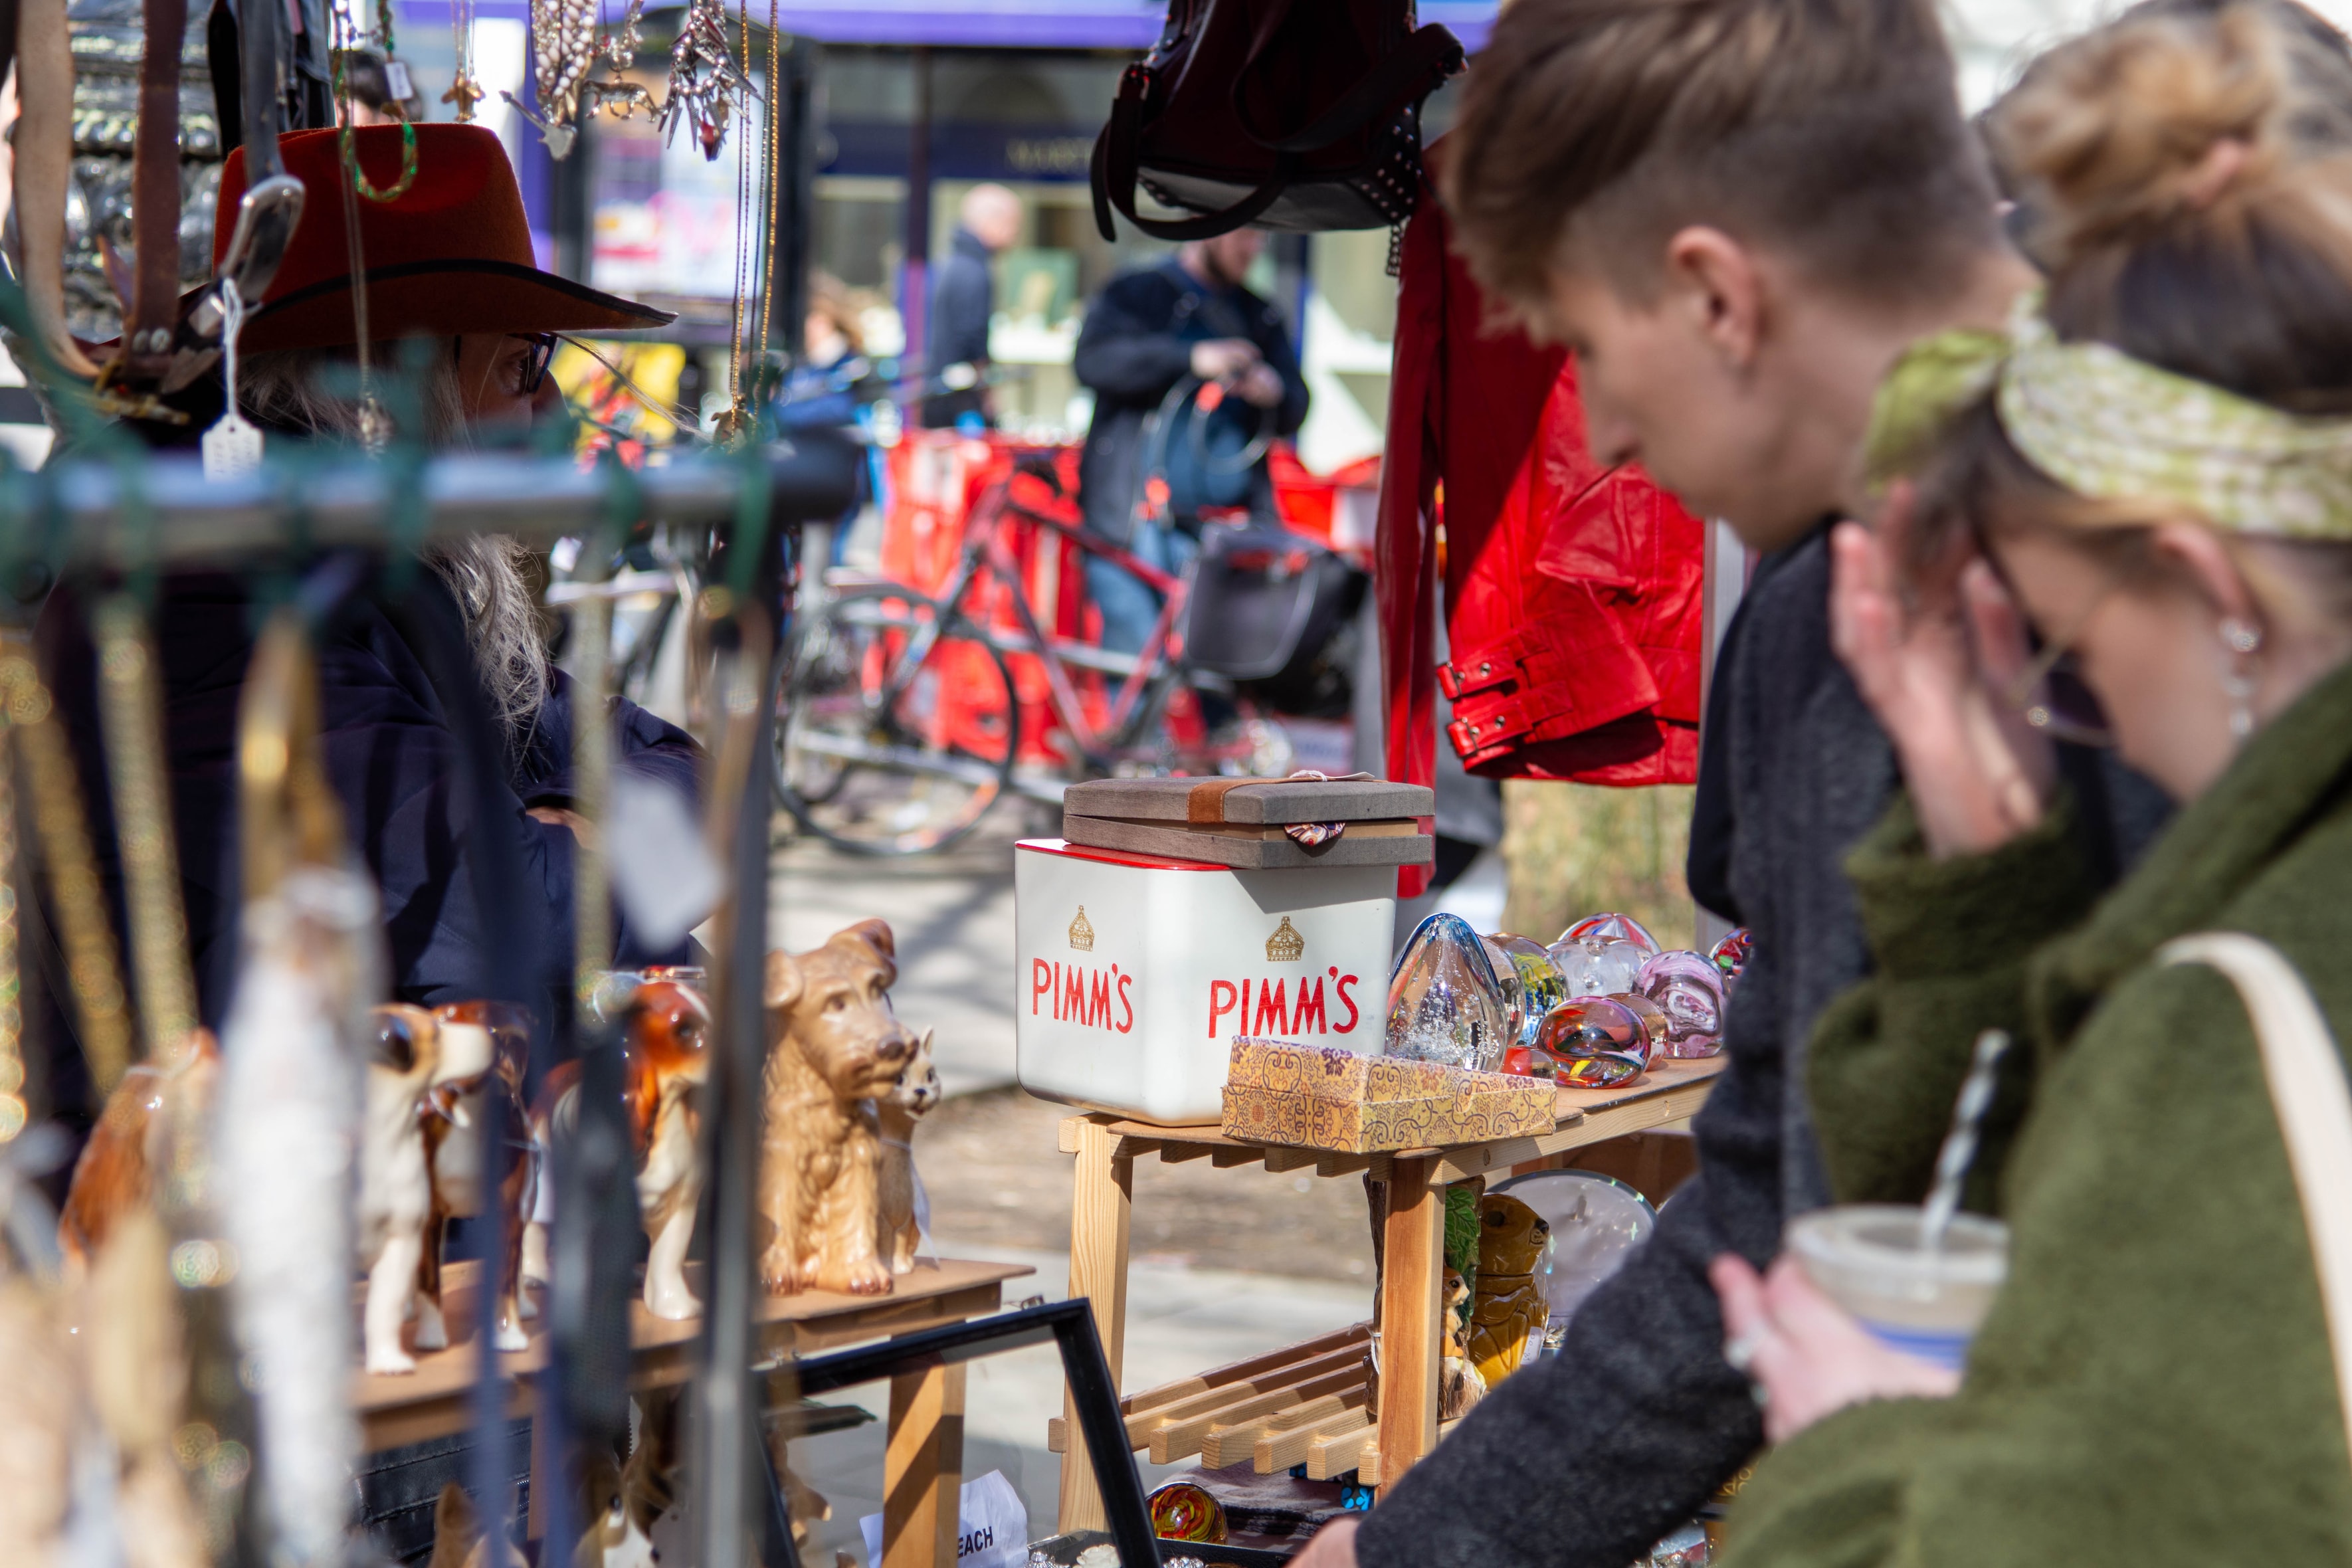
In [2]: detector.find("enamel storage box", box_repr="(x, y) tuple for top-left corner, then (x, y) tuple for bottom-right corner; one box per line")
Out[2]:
(1014, 837), (1397, 1124)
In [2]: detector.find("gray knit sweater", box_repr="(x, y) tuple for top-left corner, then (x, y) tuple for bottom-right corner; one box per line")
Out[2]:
(1354, 529), (1898, 1568)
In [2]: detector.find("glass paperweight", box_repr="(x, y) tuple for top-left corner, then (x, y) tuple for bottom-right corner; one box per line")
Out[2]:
(1147, 1481), (1228, 1543)
(587, 969), (646, 1024)
(1550, 934), (1648, 999)
(1709, 927), (1753, 985)
(1558, 911), (1663, 957)
(1533, 995), (1653, 1088)
(1614, 991), (1673, 1056)
(1483, 931), (1567, 1048)
(1636, 949), (1727, 1058)
(1387, 912), (1512, 1071)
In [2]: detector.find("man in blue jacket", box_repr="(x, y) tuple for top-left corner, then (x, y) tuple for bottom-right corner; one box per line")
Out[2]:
(1072, 228), (1308, 654)
(921, 183), (1024, 429)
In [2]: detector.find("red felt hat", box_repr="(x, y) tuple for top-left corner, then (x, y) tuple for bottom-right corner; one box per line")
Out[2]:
(219, 124), (674, 353)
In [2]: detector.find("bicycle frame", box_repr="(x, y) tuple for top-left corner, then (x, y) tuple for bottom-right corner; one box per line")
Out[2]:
(850, 470), (1196, 769)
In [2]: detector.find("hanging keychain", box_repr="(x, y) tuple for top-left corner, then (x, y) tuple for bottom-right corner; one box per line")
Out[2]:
(201, 279), (265, 480)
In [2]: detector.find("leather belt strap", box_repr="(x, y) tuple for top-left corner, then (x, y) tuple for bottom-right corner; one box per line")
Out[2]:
(15, 0), (99, 375)
(1184, 771), (1374, 823)
(125, 0), (191, 379)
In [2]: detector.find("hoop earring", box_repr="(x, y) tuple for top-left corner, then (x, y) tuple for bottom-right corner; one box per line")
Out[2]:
(2219, 616), (2264, 740)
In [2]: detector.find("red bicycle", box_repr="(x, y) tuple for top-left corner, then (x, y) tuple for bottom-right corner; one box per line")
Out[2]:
(772, 456), (1285, 855)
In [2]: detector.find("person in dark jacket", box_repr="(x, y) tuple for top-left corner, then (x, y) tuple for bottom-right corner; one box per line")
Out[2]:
(1071, 229), (1308, 654)
(920, 183), (1023, 429)
(27, 124), (702, 1148)
(1290, 0), (2153, 1564)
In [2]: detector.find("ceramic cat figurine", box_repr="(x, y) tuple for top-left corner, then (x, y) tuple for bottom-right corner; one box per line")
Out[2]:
(875, 1027), (939, 1274)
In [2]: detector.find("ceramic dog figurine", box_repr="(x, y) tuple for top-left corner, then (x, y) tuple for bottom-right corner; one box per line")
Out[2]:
(524, 977), (712, 1320)
(758, 920), (918, 1296)
(57, 1030), (219, 1272)
(428, 1481), (528, 1568)
(875, 1027), (939, 1275)
(414, 1001), (534, 1355)
(358, 1004), (444, 1375)
(572, 1432), (670, 1568)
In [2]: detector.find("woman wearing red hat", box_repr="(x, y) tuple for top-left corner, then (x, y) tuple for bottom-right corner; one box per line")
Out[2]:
(31, 124), (700, 1138)
(221, 120), (674, 442)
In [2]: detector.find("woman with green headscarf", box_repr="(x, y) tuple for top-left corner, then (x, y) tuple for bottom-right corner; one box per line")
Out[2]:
(1705, 4), (2352, 1564)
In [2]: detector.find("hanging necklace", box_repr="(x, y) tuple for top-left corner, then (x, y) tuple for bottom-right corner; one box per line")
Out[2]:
(330, 0), (395, 450)
(660, 0), (749, 162)
(579, 0), (654, 119)
(523, 0), (597, 155)
(94, 598), (200, 1064)
(711, 1), (781, 446)
(0, 640), (133, 1097)
(444, 0), (484, 121)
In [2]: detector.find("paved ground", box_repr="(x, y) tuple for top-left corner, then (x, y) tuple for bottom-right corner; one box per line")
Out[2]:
(763, 816), (1381, 1561)
(769, 810), (1037, 1098)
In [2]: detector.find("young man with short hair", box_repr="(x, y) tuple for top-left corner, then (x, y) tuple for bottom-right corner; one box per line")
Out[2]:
(1294, 1), (2053, 1562)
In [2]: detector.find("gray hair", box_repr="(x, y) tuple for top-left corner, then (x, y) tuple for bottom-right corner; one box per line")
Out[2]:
(237, 343), (551, 744)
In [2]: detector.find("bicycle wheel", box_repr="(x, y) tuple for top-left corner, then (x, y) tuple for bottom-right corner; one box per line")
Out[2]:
(773, 585), (1021, 856)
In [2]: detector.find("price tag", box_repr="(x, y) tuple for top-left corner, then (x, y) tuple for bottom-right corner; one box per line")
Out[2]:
(202, 413), (264, 479)
(203, 276), (263, 479)
(385, 58), (414, 99)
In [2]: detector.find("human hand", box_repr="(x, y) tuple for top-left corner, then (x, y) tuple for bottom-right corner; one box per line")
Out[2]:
(1290, 1516), (1360, 1568)
(1191, 338), (1262, 382)
(1828, 488), (2056, 858)
(1236, 362), (1285, 409)
(526, 804), (599, 852)
(1710, 1252), (1959, 1444)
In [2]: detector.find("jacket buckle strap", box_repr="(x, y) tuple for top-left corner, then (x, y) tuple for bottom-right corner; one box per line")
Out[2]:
(1446, 700), (1535, 756)
(1436, 654), (1517, 700)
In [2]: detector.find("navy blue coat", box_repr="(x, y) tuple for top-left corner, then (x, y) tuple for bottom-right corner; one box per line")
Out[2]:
(1073, 258), (1308, 543)
(31, 570), (700, 1133)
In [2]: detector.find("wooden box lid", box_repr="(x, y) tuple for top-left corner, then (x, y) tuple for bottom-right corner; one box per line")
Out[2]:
(1064, 775), (1434, 826)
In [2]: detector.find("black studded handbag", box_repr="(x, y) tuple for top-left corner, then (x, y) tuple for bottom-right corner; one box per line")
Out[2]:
(1089, 0), (1463, 241)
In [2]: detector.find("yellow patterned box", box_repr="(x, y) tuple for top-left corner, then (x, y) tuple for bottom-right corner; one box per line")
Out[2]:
(1221, 1040), (1556, 1152)
(1226, 1038), (1458, 1101)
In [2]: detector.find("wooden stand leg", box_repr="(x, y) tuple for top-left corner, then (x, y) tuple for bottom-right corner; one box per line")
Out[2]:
(883, 1362), (968, 1568)
(1374, 1154), (1442, 1498)
(1056, 1119), (1133, 1533)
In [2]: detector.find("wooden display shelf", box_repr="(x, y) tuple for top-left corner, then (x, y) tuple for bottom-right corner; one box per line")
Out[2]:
(1052, 1056), (1723, 1530)
(355, 1255), (1030, 1568)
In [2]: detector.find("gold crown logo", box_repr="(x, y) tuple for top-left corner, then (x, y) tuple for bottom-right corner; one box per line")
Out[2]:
(1266, 916), (1304, 962)
(1068, 906), (1095, 951)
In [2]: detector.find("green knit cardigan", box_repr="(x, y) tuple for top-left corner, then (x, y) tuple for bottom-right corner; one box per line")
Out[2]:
(1721, 658), (2352, 1567)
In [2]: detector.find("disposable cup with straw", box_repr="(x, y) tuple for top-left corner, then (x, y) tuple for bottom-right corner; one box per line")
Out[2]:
(1786, 1029), (2015, 1370)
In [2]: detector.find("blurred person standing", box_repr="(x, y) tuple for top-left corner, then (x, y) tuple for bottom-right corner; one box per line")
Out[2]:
(779, 273), (891, 563)
(921, 183), (1023, 428)
(1072, 229), (1308, 653)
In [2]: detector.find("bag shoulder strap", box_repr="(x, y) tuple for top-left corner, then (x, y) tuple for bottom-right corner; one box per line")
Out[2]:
(2160, 931), (2352, 1471)
(1236, 24), (1462, 155)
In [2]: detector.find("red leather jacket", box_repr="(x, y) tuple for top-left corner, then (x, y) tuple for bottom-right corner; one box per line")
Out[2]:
(1377, 175), (1705, 888)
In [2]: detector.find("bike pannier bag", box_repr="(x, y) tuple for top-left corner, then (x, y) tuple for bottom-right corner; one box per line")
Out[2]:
(1185, 519), (1359, 684)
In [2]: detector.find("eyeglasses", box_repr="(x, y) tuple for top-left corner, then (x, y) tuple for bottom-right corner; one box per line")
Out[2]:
(1998, 573), (2119, 749)
(454, 333), (560, 397)
(512, 333), (558, 396)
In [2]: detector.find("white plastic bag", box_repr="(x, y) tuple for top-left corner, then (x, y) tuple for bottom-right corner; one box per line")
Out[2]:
(859, 1468), (1028, 1568)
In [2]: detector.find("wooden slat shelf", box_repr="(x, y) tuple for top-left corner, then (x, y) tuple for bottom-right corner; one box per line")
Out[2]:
(1052, 1055), (1723, 1530)
(1053, 1056), (1723, 1171)
(1046, 1320), (1373, 1464)
(353, 1256), (1031, 1455)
